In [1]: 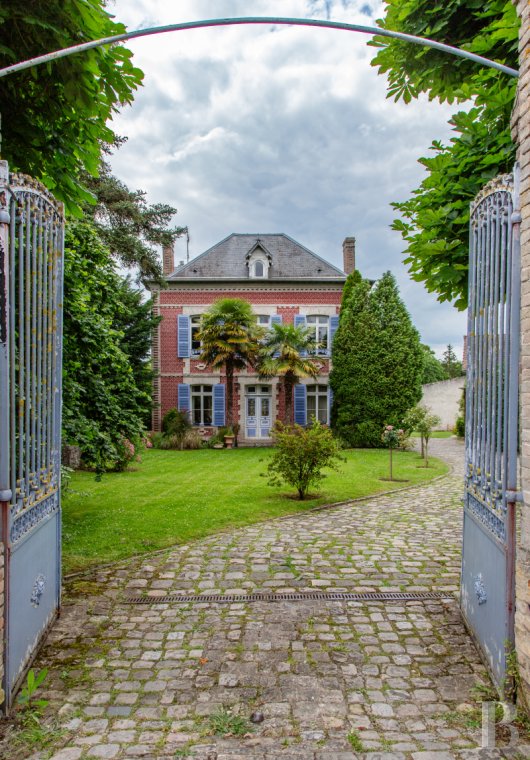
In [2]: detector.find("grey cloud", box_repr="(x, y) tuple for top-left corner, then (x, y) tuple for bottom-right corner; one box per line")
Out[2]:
(111, 0), (467, 355)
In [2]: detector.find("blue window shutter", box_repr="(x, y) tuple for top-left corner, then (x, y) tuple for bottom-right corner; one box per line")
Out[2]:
(294, 384), (307, 426)
(177, 383), (190, 414)
(177, 315), (190, 358)
(329, 316), (339, 352)
(294, 314), (307, 356)
(328, 386), (334, 425)
(213, 384), (226, 427)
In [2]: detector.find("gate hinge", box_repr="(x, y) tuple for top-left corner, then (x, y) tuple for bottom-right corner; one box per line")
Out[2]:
(505, 490), (523, 503)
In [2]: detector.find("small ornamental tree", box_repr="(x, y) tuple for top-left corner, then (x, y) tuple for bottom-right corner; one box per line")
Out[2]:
(267, 420), (344, 500)
(404, 404), (441, 467)
(381, 425), (405, 481)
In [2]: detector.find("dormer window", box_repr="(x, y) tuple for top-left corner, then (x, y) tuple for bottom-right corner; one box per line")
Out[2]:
(246, 241), (272, 279)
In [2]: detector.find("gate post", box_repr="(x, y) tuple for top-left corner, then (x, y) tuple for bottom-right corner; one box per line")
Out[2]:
(0, 159), (10, 709)
(511, 0), (530, 705)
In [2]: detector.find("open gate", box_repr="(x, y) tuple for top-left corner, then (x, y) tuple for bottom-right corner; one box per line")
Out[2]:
(461, 166), (521, 692)
(0, 161), (64, 711)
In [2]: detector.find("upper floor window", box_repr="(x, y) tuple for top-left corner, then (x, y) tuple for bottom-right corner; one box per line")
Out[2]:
(254, 261), (264, 277)
(307, 315), (329, 355)
(307, 384), (329, 424)
(191, 315), (202, 356)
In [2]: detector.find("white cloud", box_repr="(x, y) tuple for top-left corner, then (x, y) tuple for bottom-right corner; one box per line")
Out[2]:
(109, 0), (467, 357)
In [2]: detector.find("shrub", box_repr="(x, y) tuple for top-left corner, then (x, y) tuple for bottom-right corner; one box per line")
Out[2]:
(455, 416), (465, 438)
(161, 408), (192, 450)
(267, 420), (344, 500)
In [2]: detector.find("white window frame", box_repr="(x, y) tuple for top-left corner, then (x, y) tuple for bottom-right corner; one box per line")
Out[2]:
(306, 315), (330, 355)
(191, 384), (213, 426)
(307, 384), (329, 424)
(190, 315), (202, 356)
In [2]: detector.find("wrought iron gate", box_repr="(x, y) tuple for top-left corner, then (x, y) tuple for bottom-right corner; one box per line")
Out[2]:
(0, 161), (64, 711)
(461, 166), (521, 692)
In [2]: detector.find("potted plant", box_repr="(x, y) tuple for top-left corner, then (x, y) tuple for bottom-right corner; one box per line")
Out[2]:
(223, 427), (235, 449)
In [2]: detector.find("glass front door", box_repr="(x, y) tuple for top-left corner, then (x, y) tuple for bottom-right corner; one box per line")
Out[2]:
(246, 386), (271, 439)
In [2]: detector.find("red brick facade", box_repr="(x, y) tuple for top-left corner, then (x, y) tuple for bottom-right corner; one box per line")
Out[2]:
(149, 234), (347, 442)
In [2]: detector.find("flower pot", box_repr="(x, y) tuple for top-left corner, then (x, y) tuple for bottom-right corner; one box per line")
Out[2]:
(224, 435), (235, 449)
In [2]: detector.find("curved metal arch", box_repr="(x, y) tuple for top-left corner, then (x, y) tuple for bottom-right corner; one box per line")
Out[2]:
(0, 16), (519, 80)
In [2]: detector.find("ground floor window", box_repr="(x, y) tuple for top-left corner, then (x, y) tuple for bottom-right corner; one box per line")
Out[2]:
(307, 384), (329, 424)
(192, 384), (213, 425)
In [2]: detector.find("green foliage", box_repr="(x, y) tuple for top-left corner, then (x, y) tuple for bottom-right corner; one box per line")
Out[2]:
(455, 385), (466, 436)
(370, 0), (519, 308)
(82, 156), (185, 283)
(62, 221), (150, 471)
(421, 344), (447, 384)
(258, 323), (319, 425)
(441, 343), (464, 378)
(0, 1), (144, 215)
(207, 707), (252, 737)
(267, 420), (344, 500)
(347, 729), (366, 753)
(17, 668), (48, 712)
(331, 272), (423, 447)
(408, 404), (441, 466)
(199, 299), (264, 427)
(161, 408), (192, 449)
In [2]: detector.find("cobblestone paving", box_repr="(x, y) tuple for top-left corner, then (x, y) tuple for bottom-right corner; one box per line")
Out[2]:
(7, 440), (518, 759)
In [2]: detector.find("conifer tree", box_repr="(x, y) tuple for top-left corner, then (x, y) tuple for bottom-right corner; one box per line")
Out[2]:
(331, 271), (423, 447)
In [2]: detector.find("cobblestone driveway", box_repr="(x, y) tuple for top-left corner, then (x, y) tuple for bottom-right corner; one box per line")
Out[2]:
(7, 439), (509, 759)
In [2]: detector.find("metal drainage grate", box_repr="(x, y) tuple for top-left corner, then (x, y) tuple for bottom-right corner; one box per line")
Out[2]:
(123, 591), (452, 605)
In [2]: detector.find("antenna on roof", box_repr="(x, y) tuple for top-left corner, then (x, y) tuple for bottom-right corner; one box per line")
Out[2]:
(186, 227), (190, 262)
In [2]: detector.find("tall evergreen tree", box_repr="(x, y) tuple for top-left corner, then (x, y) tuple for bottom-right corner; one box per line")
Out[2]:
(331, 271), (423, 447)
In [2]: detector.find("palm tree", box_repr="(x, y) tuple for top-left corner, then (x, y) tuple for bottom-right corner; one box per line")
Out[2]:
(198, 298), (264, 428)
(257, 323), (319, 425)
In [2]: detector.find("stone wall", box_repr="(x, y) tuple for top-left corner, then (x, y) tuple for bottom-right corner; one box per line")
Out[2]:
(421, 377), (464, 430)
(512, 0), (530, 704)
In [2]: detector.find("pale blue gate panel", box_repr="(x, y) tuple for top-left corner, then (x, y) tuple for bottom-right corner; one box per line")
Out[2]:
(0, 164), (64, 712)
(461, 167), (521, 693)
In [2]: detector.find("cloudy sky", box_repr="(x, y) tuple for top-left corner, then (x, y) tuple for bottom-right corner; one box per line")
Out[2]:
(109, 0), (467, 359)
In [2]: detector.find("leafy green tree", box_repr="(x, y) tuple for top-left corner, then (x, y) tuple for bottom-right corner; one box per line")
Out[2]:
(331, 271), (423, 447)
(0, 1), (144, 214)
(403, 403), (441, 465)
(62, 220), (150, 470)
(421, 344), (447, 384)
(198, 299), (264, 428)
(267, 420), (344, 500)
(370, 0), (519, 309)
(441, 343), (464, 378)
(257, 323), (319, 425)
(82, 155), (185, 282)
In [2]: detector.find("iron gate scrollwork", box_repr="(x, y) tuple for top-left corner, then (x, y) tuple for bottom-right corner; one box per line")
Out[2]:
(461, 166), (521, 692)
(0, 161), (64, 712)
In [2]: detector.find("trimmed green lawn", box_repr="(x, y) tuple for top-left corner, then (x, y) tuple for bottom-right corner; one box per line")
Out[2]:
(62, 448), (448, 573)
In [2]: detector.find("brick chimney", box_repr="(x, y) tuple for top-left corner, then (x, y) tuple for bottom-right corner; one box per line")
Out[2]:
(162, 243), (174, 276)
(342, 237), (355, 275)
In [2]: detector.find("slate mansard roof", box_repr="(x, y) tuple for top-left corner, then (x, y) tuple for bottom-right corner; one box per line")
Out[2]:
(167, 233), (346, 282)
